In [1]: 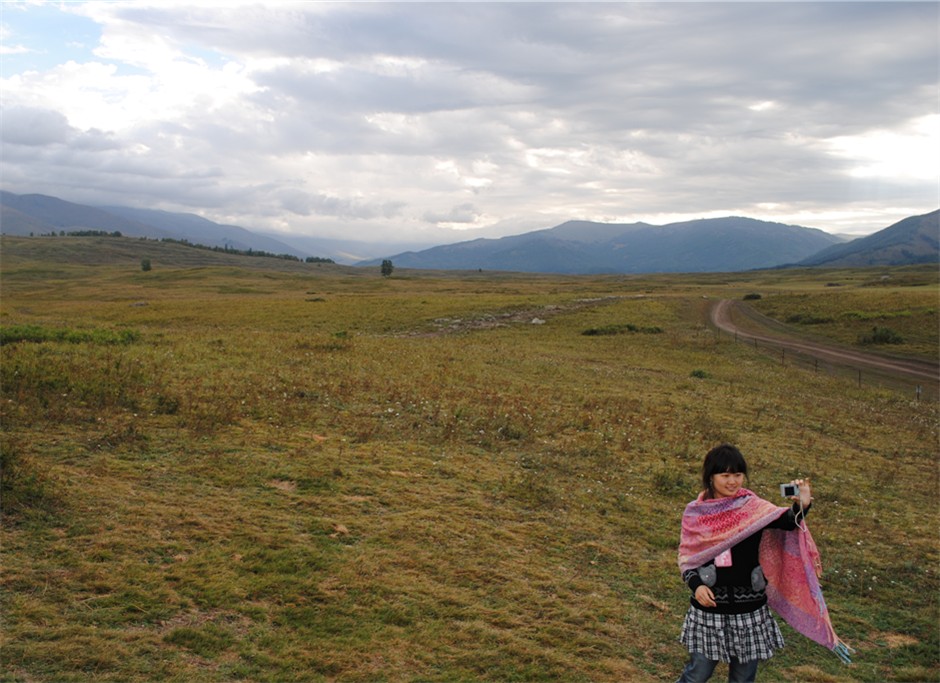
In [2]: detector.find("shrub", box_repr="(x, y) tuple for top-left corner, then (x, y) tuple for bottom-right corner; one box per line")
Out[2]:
(859, 326), (904, 345)
(786, 313), (834, 325)
(742, 293), (762, 300)
(141, 258), (152, 272)
(581, 323), (663, 336)
(690, 369), (710, 379)
(582, 325), (623, 336)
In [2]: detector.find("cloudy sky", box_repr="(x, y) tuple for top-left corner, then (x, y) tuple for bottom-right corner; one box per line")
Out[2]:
(1, 1), (937, 245)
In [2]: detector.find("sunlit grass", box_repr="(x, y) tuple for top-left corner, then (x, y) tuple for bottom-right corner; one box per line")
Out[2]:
(1, 238), (937, 682)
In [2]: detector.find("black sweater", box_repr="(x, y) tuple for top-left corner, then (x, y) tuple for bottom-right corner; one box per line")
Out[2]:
(683, 502), (809, 614)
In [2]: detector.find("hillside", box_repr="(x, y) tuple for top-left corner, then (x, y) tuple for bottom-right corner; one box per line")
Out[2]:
(796, 209), (940, 267)
(364, 216), (843, 274)
(0, 191), (164, 237)
(100, 205), (309, 258)
(0, 191), (308, 259)
(0, 235), (354, 274)
(0, 204), (52, 235)
(0, 191), (431, 264)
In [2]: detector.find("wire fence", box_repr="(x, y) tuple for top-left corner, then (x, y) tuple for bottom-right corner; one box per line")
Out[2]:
(713, 326), (939, 402)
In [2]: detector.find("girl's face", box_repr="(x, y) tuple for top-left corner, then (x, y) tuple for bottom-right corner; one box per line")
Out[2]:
(712, 471), (745, 498)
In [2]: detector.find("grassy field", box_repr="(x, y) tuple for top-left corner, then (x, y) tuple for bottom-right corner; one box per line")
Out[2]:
(743, 268), (938, 359)
(1, 236), (938, 682)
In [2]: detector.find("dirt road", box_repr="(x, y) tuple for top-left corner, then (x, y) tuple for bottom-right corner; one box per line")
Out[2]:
(709, 299), (939, 386)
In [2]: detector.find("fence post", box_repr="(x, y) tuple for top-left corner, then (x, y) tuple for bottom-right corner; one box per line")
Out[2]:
(916, 385), (922, 402)
(858, 369), (862, 388)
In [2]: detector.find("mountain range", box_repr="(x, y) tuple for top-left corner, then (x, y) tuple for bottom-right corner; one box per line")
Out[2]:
(361, 217), (848, 274)
(1, 190), (936, 274)
(0, 191), (433, 264)
(0, 191), (290, 252)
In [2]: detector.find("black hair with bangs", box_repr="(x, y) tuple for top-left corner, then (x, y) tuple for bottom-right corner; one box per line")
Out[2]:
(702, 444), (749, 499)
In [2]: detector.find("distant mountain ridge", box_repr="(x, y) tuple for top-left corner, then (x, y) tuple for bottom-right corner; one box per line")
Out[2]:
(0, 191), (434, 264)
(0, 191), (307, 257)
(99, 205), (307, 258)
(1, 190), (936, 274)
(794, 210), (939, 267)
(361, 216), (847, 274)
(1, 191), (162, 237)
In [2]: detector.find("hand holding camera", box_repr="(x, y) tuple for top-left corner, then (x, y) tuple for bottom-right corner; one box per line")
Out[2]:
(780, 478), (812, 508)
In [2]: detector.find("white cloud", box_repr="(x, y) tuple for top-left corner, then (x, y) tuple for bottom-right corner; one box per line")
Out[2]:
(826, 114), (940, 181)
(0, 1), (937, 241)
(0, 43), (32, 56)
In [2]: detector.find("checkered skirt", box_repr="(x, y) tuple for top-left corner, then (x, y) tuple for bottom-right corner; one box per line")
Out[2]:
(679, 604), (785, 662)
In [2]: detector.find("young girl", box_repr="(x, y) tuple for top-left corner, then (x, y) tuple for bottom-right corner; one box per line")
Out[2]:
(676, 444), (851, 682)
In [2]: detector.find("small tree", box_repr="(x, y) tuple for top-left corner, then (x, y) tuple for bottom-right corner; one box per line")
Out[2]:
(381, 259), (394, 277)
(141, 258), (152, 272)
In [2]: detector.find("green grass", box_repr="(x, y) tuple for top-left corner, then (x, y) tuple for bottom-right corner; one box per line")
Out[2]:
(0, 323), (140, 346)
(747, 268), (938, 358)
(1, 237), (938, 682)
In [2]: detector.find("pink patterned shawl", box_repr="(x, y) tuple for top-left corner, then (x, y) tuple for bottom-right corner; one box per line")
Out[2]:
(678, 488), (853, 663)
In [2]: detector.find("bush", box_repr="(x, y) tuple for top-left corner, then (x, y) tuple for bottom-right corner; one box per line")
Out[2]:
(141, 258), (152, 272)
(859, 326), (904, 345)
(742, 293), (762, 300)
(786, 313), (834, 325)
(690, 369), (710, 379)
(581, 323), (663, 336)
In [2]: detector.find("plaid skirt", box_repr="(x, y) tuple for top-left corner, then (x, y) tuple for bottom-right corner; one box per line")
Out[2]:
(679, 604), (785, 662)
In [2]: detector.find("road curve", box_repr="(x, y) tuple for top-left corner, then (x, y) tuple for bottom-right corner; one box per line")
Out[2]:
(709, 299), (940, 385)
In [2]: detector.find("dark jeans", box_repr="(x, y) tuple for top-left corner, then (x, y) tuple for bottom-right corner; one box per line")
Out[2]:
(677, 652), (759, 683)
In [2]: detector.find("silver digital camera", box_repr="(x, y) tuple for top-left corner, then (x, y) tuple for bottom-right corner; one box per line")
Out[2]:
(780, 483), (799, 498)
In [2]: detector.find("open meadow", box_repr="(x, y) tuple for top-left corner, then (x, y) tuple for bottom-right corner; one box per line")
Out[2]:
(1, 237), (938, 682)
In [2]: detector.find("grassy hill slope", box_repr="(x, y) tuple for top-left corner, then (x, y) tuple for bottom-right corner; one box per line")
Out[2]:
(0, 235), (343, 272)
(797, 210), (939, 267)
(2, 238), (937, 682)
